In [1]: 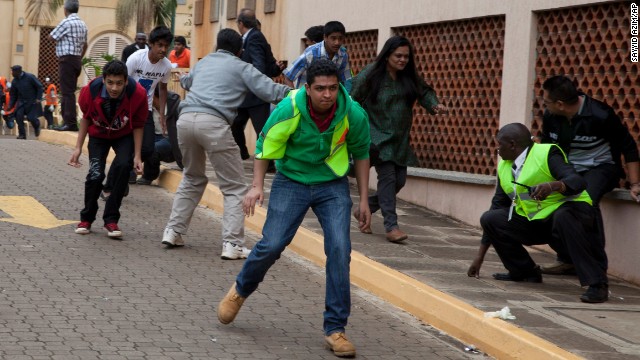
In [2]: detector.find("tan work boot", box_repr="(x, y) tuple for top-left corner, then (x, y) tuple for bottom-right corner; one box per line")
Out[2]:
(385, 228), (408, 242)
(540, 260), (575, 275)
(217, 284), (245, 324)
(325, 332), (356, 357)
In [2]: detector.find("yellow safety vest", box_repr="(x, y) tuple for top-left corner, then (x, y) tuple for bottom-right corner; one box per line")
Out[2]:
(497, 143), (592, 220)
(256, 89), (351, 176)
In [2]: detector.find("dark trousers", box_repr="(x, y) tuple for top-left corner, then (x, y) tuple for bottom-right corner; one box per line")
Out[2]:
(481, 202), (608, 286)
(142, 135), (175, 181)
(44, 105), (56, 128)
(81, 134), (134, 224)
(15, 102), (41, 137)
(141, 111), (155, 161)
(59, 55), (82, 126)
(369, 161), (407, 232)
(231, 103), (271, 157)
(555, 163), (618, 263)
(105, 111), (154, 191)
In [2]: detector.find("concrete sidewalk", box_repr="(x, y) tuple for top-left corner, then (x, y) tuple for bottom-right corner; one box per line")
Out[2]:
(1, 135), (481, 360)
(38, 130), (640, 359)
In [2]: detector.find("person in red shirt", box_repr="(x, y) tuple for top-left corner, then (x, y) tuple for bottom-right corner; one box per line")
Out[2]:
(168, 36), (190, 68)
(68, 60), (148, 239)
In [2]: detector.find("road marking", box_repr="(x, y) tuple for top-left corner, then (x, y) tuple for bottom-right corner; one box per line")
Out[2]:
(0, 196), (76, 229)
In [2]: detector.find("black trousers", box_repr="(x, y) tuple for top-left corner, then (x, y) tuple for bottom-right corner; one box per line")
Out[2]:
(481, 202), (608, 286)
(555, 163), (618, 263)
(43, 105), (56, 128)
(58, 55), (82, 126)
(369, 161), (407, 232)
(81, 134), (134, 224)
(231, 103), (271, 157)
(15, 102), (41, 137)
(105, 111), (154, 191)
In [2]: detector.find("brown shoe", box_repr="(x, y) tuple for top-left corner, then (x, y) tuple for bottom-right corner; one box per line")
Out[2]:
(352, 209), (372, 234)
(541, 261), (576, 275)
(325, 332), (356, 357)
(385, 228), (408, 242)
(217, 284), (245, 324)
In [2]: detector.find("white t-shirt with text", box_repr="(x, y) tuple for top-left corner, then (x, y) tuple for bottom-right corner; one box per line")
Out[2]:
(126, 49), (172, 110)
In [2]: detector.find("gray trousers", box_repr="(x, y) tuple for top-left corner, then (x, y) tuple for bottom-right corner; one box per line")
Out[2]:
(166, 112), (247, 246)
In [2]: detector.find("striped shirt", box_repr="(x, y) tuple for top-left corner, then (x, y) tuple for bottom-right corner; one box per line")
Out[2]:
(50, 13), (87, 57)
(282, 41), (352, 91)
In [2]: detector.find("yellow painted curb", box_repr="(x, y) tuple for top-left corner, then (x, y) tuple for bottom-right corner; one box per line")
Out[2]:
(41, 133), (584, 360)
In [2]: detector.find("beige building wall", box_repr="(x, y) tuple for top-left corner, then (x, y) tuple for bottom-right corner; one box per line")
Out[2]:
(1, 0), (192, 84)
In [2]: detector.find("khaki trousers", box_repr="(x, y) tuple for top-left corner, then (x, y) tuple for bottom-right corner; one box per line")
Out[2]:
(167, 112), (248, 246)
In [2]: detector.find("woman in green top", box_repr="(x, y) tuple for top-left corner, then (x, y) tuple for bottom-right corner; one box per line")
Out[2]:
(351, 35), (447, 242)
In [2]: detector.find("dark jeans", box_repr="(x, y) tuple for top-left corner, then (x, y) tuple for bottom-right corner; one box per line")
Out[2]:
(59, 55), (82, 126)
(105, 111), (154, 191)
(143, 135), (175, 180)
(369, 161), (408, 232)
(15, 101), (41, 137)
(481, 202), (608, 286)
(44, 105), (56, 128)
(81, 134), (134, 225)
(231, 103), (270, 157)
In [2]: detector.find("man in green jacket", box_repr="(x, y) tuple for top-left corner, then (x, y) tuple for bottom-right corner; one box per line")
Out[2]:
(217, 59), (371, 357)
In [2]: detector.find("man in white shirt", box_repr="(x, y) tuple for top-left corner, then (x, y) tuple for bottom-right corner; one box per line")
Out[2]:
(49, 0), (87, 132)
(103, 26), (173, 197)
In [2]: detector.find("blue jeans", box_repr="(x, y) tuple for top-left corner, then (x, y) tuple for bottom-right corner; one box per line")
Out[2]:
(235, 173), (353, 335)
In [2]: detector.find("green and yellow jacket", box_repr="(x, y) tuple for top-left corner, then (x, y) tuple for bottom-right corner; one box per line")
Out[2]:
(256, 84), (370, 185)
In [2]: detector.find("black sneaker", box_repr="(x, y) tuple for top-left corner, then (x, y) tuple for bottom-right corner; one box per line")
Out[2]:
(493, 266), (542, 283)
(128, 172), (137, 184)
(136, 177), (152, 185)
(580, 283), (608, 303)
(34, 125), (41, 137)
(16, 135), (26, 140)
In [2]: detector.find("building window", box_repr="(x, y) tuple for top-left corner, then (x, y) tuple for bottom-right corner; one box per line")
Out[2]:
(227, 0), (238, 20)
(210, 0), (219, 22)
(264, 0), (276, 13)
(194, 0), (204, 25)
(244, 0), (256, 10)
(84, 33), (130, 83)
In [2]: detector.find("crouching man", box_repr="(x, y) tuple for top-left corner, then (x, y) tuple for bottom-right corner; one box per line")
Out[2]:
(469, 123), (609, 303)
(68, 60), (148, 239)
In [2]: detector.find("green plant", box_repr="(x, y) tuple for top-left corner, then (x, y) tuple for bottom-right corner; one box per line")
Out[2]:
(82, 53), (116, 80)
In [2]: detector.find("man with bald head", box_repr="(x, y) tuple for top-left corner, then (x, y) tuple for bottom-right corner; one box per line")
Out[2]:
(121, 33), (149, 63)
(469, 123), (609, 303)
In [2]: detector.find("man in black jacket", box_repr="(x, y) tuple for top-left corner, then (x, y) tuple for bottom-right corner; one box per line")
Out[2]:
(231, 8), (284, 160)
(539, 75), (640, 274)
(121, 33), (148, 63)
(9, 65), (43, 139)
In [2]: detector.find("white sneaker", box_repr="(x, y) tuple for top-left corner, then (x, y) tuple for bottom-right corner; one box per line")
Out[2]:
(221, 241), (251, 260)
(162, 227), (184, 246)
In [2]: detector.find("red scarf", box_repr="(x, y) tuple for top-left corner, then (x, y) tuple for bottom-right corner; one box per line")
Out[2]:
(307, 96), (336, 132)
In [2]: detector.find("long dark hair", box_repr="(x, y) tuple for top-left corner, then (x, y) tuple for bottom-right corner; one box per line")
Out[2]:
(364, 36), (429, 106)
